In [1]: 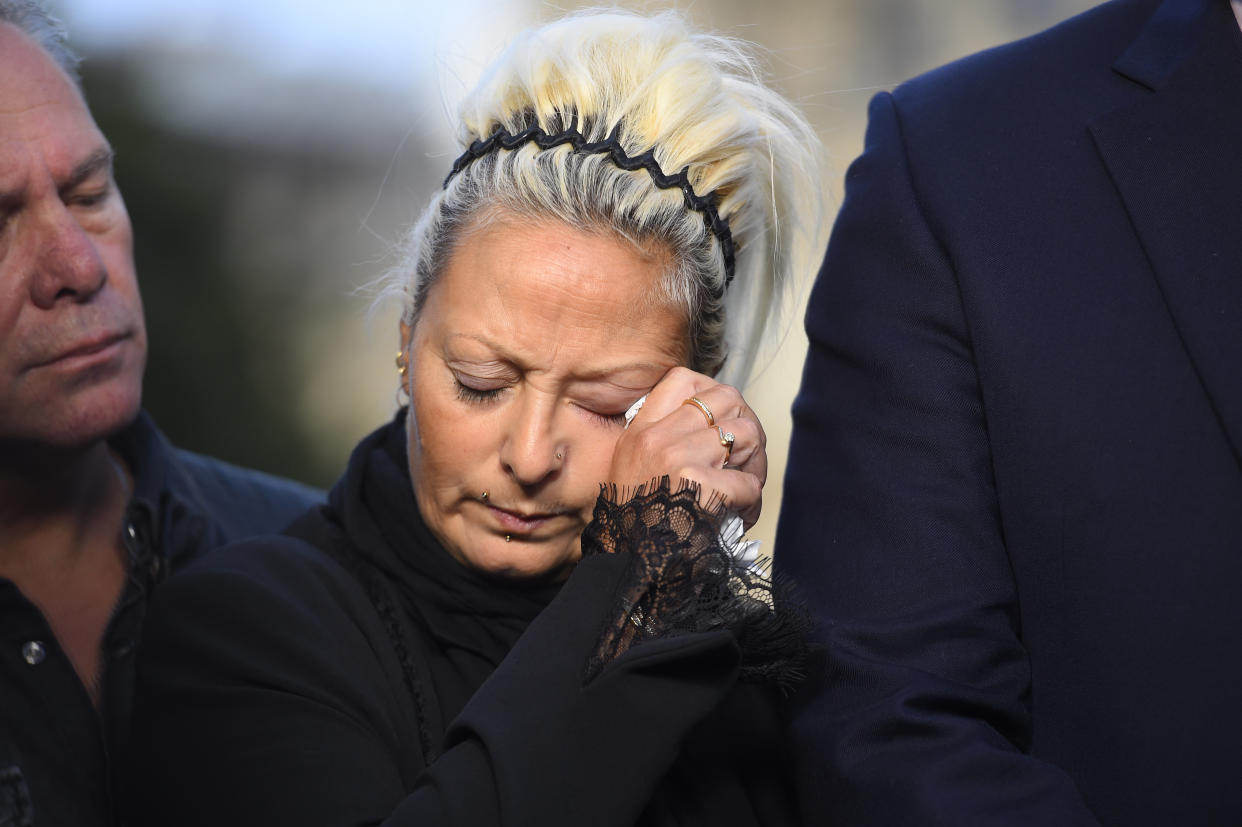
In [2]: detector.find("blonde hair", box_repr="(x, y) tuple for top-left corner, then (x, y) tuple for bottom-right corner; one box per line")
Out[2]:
(390, 9), (822, 385)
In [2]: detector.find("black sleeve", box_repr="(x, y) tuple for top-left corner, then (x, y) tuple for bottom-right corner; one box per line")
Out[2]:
(775, 91), (1100, 825)
(125, 539), (740, 827)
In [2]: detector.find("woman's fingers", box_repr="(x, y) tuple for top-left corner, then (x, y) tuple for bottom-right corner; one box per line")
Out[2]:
(609, 367), (767, 528)
(674, 454), (764, 529)
(714, 416), (766, 481)
(628, 369), (761, 448)
(626, 366), (717, 427)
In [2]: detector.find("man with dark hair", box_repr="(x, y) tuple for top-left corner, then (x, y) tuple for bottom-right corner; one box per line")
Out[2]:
(0, 5), (320, 825)
(780, 0), (1242, 823)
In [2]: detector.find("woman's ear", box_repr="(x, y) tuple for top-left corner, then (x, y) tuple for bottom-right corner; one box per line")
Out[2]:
(396, 320), (413, 401)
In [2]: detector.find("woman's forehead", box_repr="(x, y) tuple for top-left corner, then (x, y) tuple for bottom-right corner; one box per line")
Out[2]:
(422, 219), (687, 361)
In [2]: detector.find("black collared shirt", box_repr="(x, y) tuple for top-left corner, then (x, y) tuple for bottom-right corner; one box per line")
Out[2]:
(0, 412), (322, 827)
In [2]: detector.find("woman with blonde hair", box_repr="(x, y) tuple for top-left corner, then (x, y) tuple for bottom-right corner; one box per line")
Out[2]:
(126, 10), (823, 826)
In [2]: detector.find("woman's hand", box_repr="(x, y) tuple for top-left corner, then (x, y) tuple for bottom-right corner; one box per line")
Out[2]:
(607, 367), (767, 529)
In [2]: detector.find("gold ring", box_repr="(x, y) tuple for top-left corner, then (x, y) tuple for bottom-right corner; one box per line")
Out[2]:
(683, 396), (715, 426)
(717, 427), (735, 468)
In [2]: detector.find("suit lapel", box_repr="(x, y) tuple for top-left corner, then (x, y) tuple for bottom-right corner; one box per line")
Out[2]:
(1090, 0), (1242, 465)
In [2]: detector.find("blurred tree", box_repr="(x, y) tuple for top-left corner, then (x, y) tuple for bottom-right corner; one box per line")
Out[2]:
(81, 57), (336, 487)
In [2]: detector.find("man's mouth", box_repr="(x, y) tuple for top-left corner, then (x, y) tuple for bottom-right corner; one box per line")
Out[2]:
(34, 330), (130, 369)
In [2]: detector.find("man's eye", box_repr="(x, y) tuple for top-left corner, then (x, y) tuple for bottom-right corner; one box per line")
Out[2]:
(71, 191), (108, 208)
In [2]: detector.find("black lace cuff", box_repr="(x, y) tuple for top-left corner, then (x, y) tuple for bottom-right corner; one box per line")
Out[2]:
(580, 477), (811, 692)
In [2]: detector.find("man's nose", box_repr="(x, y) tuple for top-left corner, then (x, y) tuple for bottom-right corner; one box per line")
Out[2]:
(29, 205), (108, 309)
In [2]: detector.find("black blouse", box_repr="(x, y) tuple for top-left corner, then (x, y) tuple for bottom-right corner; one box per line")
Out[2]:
(124, 413), (805, 826)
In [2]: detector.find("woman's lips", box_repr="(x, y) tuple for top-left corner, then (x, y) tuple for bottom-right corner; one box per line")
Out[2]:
(486, 504), (562, 535)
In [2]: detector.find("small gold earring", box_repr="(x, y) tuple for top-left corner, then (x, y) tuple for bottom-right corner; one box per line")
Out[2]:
(395, 351), (408, 378)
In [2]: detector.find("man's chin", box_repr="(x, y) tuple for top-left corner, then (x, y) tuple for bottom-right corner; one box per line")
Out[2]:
(60, 382), (144, 446)
(3, 380), (144, 454)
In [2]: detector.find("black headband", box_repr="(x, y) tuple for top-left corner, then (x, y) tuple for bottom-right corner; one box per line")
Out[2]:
(443, 119), (736, 289)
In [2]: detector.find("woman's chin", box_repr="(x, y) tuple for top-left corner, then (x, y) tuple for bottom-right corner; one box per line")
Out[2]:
(463, 536), (581, 584)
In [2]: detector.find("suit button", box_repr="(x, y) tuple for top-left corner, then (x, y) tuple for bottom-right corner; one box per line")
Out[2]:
(22, 641), (46, 665)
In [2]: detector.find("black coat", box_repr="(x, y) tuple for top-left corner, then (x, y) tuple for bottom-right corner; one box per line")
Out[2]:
(126, 415), (800, 826)
(777, 0), (1242, 824)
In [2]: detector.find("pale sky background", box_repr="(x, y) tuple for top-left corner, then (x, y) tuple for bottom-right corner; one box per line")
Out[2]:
(56, 0), (544, 150)
(61, 0), (503, 76)
(58, 0), (534, 98)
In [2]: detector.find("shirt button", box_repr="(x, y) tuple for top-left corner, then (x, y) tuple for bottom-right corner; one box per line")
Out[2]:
(22, 641), (46, 665)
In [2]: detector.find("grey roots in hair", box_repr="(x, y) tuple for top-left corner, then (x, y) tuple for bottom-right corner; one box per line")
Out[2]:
(378, 10), (825, 387)
(0, 0), (81, 84)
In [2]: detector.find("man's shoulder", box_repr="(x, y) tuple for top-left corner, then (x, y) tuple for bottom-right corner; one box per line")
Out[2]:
(892, 0), (1161, 130)
(166, 447), (324, 542)
(112, 410), (325, 555)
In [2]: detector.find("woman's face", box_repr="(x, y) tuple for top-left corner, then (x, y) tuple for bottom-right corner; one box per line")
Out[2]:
(403, 217), (687, 581)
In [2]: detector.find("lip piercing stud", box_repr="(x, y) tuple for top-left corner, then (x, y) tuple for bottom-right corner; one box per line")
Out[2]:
(505, 535), (511, 543)
(481, 491), (489, 501)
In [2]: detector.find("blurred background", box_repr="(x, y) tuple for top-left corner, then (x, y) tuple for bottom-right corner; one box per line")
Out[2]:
(54, 0), (1096, 552)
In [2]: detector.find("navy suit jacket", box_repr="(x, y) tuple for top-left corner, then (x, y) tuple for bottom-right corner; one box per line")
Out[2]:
(777, 0), (1242, 823)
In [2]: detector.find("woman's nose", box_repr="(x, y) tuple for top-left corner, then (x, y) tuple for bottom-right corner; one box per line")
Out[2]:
(499, 394), (565, 488)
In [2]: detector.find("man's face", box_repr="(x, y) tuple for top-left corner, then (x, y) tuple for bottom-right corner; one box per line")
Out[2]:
(0, 24), (145, 452)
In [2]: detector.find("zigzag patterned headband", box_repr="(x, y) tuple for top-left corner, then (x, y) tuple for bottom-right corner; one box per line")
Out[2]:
(443, 119), (736, 289)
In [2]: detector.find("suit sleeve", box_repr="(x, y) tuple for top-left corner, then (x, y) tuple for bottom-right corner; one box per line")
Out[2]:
(775, 91), (1100, 826)
(124, 540), (738, 827)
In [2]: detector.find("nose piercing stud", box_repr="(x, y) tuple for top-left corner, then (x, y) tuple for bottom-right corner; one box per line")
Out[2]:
(481, 491), (489, 501)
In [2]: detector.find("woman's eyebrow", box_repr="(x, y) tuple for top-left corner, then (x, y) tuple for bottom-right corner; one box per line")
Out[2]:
(571, 363), (667, 382)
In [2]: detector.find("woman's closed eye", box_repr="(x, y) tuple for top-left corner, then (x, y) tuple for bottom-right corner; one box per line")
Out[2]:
(572, 391), (641, 428)
(571, 383), (657, 429)
(576, 404), (629, 428)
(454, 374), (507, 405)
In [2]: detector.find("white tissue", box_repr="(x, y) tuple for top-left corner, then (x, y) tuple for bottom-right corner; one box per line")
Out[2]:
(623, 394), (647, 429)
